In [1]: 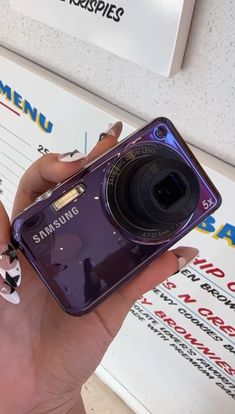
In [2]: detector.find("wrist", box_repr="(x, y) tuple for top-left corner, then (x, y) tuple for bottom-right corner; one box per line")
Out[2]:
(67, 398), (86, 414)
(29, 393), (84, 414)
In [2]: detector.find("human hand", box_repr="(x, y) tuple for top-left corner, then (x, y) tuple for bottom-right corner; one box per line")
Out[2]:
(0, 122), (198, 413)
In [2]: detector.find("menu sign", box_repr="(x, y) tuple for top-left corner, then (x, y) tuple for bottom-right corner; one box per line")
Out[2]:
(98, 167), (235, 413)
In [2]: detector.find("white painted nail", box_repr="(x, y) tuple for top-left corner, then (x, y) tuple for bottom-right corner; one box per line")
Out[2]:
(0, 283), (11, 295)
(107, 122), (114, 131)
(0, 289), (20, 304)
(178, 256), (187, 269)
(0, 244), (21, 288)
(105, 124), (115, 137)
(171, 246), (199, 271)
(58, 150), (86, 163)
(99, 121), (123, 141)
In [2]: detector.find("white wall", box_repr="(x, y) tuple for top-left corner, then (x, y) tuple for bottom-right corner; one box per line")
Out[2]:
(0, 0), (234, 166)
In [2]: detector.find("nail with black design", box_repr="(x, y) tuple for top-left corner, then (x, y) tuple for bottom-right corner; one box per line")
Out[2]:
(0, 279), (20, 304)
(99, 121), (123, 141)
(0, 244), (21, 304)
(58, 149), (87, 163)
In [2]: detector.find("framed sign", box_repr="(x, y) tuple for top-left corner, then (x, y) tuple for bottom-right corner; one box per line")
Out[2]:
(10, 0), (195, 77)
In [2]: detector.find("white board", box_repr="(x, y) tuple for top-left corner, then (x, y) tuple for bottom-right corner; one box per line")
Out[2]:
(9, 0), (195, 77)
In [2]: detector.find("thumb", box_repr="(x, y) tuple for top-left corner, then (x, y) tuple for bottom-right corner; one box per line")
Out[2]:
(95, 246), (199, 336)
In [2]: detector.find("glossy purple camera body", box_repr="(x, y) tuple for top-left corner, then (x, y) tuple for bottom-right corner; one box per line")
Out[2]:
(12, 118), (222, 316)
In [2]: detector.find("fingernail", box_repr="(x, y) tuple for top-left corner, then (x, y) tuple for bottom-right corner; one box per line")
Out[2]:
(0, 282), (11, 295)
(58, 150), (86, 163)
(171, 246), (199, 271)
(0, 244), (21, 288)
(0, 285), (20, 305)
(99, 121), (122, 141)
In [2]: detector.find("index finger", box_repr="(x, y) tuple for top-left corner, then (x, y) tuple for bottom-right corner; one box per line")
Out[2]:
(12, 122), (123, 219)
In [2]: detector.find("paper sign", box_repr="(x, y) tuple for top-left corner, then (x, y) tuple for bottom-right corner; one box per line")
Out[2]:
(10, 0), (195, 77)
(97, 167), (235, 413)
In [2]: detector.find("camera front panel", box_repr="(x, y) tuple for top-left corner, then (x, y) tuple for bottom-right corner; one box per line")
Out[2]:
(12, 118), (222, 315)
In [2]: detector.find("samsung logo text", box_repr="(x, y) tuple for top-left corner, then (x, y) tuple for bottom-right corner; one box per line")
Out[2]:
(33, 206), (79, 243)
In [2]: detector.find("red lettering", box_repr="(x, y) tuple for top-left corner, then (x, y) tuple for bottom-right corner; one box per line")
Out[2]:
(199, 308), (224, 326)
(197, 346), (218, 358)
(155, 309), (235, 376)
(184, 334), (204, 347)
(198, 308), (213, 317)
(220, 325), (235, 337)
(192, 258), (225, 278)
(207, 315), (224, 327)
(198, 308), (235, 337)
(163, 317), (176, 328)
(162, 280), (176, 290)
(140, 296), (153, 306)
(178, 294), (197, 304)
(206, 268), (225, 278)
(175, 326), (187, 334)
(215, 361), (235, 376)
(200, 263), (213, 269)
(193, 258), (207, 265)
(155, 310), (166, 319)
(227, 281), (235, 292)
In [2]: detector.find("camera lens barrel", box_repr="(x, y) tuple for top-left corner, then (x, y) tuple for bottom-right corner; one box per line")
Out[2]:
(106, 144), (200, 243)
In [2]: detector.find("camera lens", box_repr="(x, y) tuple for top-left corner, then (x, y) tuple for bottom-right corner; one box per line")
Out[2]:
(106, 144), (200, 243)
(153, 173), (186, 209)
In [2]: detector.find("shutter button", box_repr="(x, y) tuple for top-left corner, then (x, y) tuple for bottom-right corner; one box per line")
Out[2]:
(35, 188), (53, 202)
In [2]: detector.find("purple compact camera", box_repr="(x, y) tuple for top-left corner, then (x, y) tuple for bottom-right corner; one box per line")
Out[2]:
(12, 118), (222, 316)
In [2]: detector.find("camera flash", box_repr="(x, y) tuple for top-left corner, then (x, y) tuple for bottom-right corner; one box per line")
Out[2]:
(52, 184), (85, 212)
